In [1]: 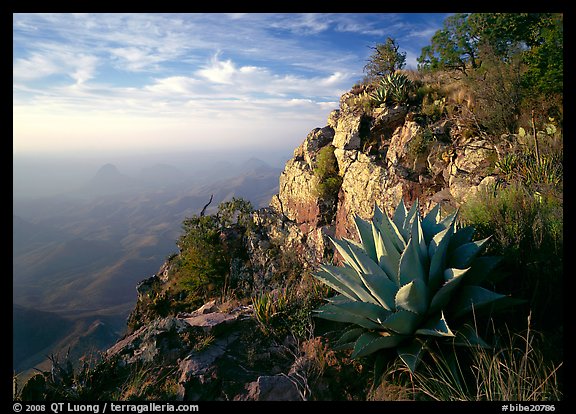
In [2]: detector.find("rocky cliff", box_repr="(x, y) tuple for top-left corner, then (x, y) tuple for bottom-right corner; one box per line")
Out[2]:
(266, 88), (500, 270)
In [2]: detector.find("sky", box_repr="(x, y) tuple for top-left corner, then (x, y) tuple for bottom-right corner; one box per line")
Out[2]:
(13, 13), (451, 156)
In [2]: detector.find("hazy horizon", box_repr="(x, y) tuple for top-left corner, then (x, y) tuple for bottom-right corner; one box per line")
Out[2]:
(13, 148), (290, 200)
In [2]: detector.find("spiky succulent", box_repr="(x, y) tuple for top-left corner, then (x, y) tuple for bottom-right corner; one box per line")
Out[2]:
(369, 87), (389, 107)
(370, 73), (414, 107)
(313, 199), (515, 373)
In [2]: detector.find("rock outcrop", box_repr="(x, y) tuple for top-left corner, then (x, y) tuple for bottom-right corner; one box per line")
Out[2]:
(266, 91), (499, 260)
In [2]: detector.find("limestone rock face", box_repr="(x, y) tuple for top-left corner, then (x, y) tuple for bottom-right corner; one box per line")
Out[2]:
(269, 95), (499, 263)
(335, 152), (396, 240)
(386, 120), (422, 170)
(273, 158), (319, 232)
(371, 105), (408, 137)
(293, 126), (335, 169)
(332, 114), (363, 150)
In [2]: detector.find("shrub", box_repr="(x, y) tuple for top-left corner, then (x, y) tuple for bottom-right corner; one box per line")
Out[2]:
(407, 128), (436, 158)
(460, 183), (562, 329)
(314, 145), (343, 200)
(363, 37), (406, 82)
(253, 274), (329, 340)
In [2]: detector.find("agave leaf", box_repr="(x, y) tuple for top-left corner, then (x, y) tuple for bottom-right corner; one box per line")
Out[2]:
(334, 300), (392, 324)
(448, 237), (491, 269)
(334, 327), (365, 350)
(439, 208), (459, 229)
(359, 273), (398, 311)
(325, 294), (355, 304)
(354, 216), (377, 263)
(398, 236), (426, 286)
(321, 264), (380, 306)
(428, 268), (470, 314)
(447, 226), (475, 256)
(374, 220), (403, 278)
(428, 225), (450, 259)
(330, 236), (362, 274)
(450, 286), (508, 318)
(345, 238), (389, 278)
(352, 331), (407, 358)
(428, 220), (456, 292)
(392, 198), (408, 239)
(381, 310), (422, 335)
(375, 208), (406, 254)
(395, 279), (428, 315)
(313, 269), (359, 302)
(397, 338), (428, 373)
(403, 199), (420, 239)
(345, 240), (398, 310)
(411, 213), (429, 270)
(372, 223), (398, 283)
(453, 324), (490, 348)
(415, 311), (455, 337)
(313, 303), (383, 329)
(462, 256), (502, 286)
(373, 203), (384, 225)
(421, 203), (443, 243)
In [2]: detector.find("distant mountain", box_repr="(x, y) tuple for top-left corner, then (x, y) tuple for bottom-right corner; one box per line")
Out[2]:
(240, 157), (277, 175)
(81, 163), (134, 196)
(13, 304), (124, 381)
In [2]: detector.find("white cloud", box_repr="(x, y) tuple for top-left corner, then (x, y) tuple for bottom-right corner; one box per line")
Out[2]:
(71, 54), (99, 84)
(13, 51), (61, 80)
(197, 54), (237, 84)
(145, 76), (200, 95)
(13, 46), (99, 85)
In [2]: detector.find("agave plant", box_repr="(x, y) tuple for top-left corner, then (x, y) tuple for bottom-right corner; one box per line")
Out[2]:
(369, 87), (389, 107)
(313, 199), (516, 373)
(369, 73), (413, 107)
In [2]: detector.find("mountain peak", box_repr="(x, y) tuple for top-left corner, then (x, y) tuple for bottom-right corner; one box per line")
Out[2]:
(95, 163), (121, 177)
(84, 163), (132, 195)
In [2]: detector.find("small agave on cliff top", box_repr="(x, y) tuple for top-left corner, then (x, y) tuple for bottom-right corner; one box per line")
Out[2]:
(313, 199), (518, 373)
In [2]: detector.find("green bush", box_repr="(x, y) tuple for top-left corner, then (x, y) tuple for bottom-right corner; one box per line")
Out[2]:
(407, 128), (436, 157)
(314, 145), (343, 200)
(173, 214), (228, 301)
(460, 183), (563, 329)
(165, 198), (254, 310)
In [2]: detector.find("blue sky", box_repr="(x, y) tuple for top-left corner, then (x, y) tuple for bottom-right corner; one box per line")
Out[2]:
(13, 13), (450, 156)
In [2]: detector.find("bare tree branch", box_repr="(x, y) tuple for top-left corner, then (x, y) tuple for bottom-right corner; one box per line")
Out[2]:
(200, 194), (213, 217)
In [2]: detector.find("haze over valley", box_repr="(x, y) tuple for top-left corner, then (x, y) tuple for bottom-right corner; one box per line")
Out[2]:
(13, 150), (285, 374)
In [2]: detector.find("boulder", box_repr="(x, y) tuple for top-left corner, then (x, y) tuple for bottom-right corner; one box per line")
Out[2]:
(293, 126), (334, 169)
(242, 375), (302, 401)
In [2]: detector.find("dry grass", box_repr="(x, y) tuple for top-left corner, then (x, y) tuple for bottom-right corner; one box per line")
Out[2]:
(395, 316), (563, 401)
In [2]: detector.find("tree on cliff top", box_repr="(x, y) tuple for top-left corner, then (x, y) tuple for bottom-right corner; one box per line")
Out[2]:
(363, 37), (406, 82)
